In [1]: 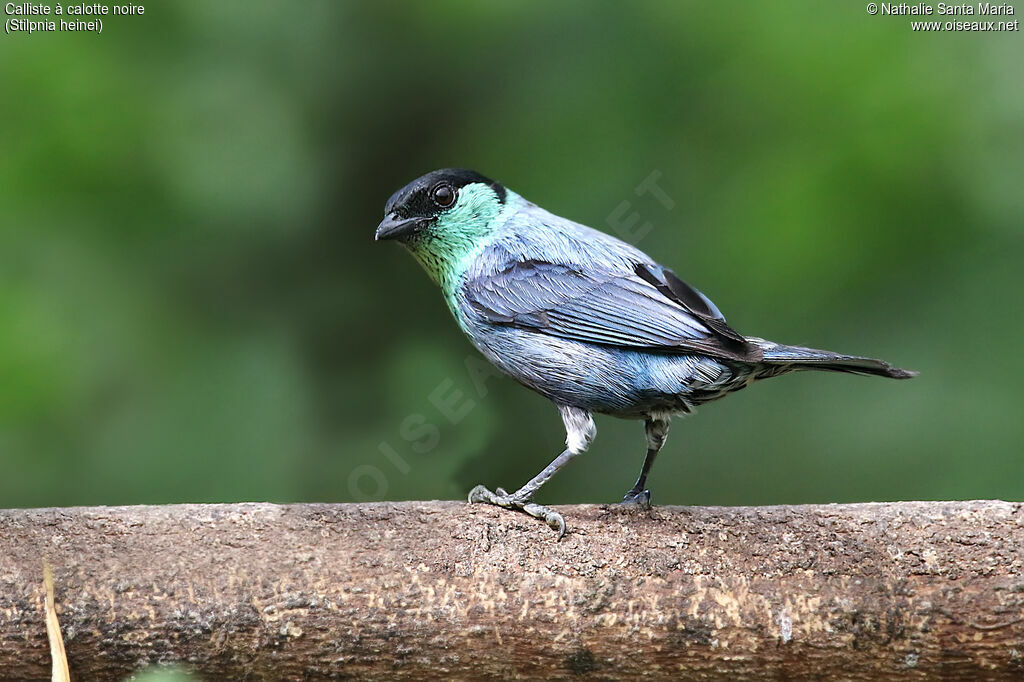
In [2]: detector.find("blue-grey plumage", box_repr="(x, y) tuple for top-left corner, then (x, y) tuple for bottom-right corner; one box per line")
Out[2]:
(376, 169), (915, 537)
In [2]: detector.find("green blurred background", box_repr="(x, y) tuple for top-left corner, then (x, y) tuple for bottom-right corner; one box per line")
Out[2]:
(2, 1), (1021, 510)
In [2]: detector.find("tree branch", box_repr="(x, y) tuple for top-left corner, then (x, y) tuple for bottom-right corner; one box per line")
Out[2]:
(2, 500), (1023, 680)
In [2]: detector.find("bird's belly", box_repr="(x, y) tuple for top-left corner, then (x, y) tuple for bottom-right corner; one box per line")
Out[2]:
(463, 324), (749, 417)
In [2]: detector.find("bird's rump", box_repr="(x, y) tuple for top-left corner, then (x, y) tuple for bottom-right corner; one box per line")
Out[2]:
(463, 258), (759, 362)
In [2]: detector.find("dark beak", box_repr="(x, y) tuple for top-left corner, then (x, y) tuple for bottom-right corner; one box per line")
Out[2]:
(375, 213), (423, 241)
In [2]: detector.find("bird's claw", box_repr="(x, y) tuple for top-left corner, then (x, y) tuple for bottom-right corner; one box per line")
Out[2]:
(522, 502), (567, 537)
(468, 484), (567, 538)
(621, 488), (652, 508)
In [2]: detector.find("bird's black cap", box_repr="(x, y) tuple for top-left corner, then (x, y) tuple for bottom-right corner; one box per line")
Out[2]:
(377, 169), (506, 241)
(385, 169), (506, 216)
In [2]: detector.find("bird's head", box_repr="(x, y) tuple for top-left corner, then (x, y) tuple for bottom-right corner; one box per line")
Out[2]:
(376, 169), (508, 287)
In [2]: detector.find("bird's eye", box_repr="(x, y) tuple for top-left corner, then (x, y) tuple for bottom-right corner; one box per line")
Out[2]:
(432, 184), (456, 208)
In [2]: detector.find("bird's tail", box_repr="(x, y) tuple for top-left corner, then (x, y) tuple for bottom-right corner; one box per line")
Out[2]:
(749, 337), (917, 380)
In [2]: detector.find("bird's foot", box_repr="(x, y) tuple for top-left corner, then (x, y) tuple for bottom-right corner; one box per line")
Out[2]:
(620, 487), (652, 509)
(468, 484), (566, 538)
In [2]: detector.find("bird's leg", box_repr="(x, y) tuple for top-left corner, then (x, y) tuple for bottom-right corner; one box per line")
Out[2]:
(468, 448), (576, 536)
(622, 416), (671, 508)
(468, 406), (595, 538)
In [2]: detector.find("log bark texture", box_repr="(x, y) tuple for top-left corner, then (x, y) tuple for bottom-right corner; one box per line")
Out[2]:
(1, 500), (1023, 681)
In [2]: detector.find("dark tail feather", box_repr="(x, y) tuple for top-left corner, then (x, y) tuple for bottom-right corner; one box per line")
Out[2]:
(751, 338), (917, 379)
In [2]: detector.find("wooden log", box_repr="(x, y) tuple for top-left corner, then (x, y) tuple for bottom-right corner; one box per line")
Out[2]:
(1, 500), (1022, 680)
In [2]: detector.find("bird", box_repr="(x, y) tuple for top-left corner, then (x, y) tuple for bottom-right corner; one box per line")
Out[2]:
(375, 168), (915, 537)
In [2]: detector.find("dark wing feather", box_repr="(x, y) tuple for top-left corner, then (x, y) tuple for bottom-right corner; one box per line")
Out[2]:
(632, 262), (748, 346)
(464, 259), (759, 362)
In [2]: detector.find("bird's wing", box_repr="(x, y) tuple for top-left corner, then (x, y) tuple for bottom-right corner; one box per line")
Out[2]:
(463, 258), (759, 361)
